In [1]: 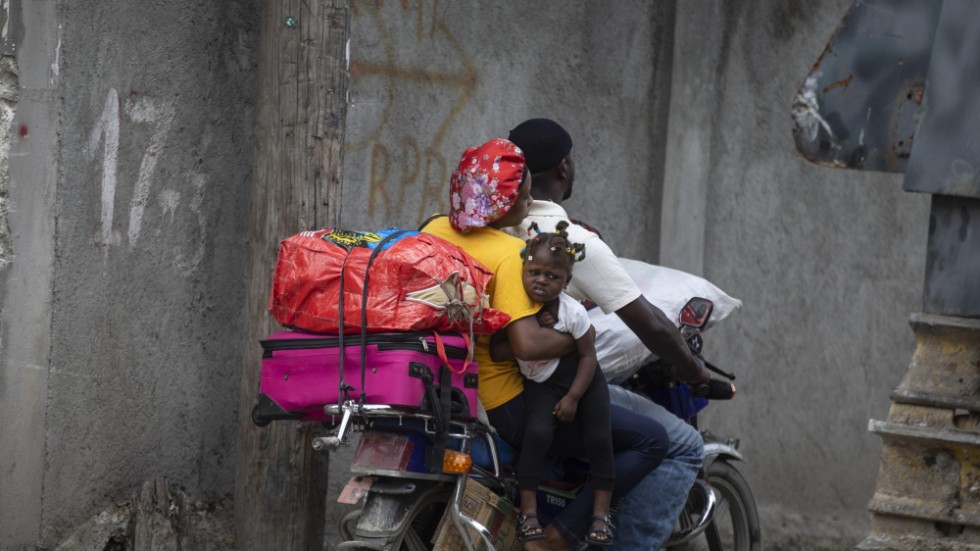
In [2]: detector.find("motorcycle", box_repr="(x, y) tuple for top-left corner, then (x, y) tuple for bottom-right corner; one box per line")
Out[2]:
(281, 297), (759, 550)
(621, 297), (761, 551)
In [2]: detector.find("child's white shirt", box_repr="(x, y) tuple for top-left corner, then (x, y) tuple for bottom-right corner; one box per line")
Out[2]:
(517, 293), (592, 382)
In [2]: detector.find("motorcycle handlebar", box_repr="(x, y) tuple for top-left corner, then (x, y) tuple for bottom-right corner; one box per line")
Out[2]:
(691, 378), (736, 400)
(701, 357), (736, 381)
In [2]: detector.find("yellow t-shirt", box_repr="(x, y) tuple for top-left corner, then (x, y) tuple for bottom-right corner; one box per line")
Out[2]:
(423, 216), (540, 409)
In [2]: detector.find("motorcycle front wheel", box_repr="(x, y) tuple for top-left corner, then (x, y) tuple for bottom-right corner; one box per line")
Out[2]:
(340, 485), (452, 551)
(675, 461), (761, 551)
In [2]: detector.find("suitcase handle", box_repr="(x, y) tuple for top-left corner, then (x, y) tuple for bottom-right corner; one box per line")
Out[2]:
(432, 331), (471, 375)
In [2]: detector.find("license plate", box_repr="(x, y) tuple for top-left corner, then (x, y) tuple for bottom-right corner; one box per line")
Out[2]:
(337, 475), (376, 504)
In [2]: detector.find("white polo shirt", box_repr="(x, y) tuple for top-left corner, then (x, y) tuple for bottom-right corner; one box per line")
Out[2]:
(506, 200), (642, 315)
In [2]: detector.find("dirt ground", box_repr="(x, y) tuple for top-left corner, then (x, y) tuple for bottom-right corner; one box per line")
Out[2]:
(57, 466), (864, 551)
(53, 438), (861, 551)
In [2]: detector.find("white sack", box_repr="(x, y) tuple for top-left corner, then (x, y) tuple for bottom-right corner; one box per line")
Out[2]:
(590, 258), (741, 384)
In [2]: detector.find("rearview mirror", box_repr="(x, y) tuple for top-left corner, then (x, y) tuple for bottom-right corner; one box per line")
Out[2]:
(679, 297), (713, 329)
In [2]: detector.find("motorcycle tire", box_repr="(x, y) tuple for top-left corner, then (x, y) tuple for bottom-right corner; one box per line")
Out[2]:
(674, 461), (761, 551)
(340, 485), (452, 551)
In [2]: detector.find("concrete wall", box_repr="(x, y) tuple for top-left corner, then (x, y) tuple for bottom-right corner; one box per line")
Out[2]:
(341, 0), (931, 547)
(342, 0), (675, 261)
(0, 1), (259, 548)
(0, 0), (934, 548)
(0, 1), (50, 547)
(663, 1), (931, 546)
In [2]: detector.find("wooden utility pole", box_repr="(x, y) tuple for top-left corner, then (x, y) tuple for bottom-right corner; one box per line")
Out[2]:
(234, 1), (348, 549)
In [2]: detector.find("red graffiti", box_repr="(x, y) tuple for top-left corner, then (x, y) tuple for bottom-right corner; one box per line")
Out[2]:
(18, 124), (28, 138)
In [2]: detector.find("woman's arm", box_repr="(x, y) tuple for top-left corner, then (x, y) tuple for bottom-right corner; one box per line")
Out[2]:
(488, 331), (513, 362)
(504, 315), (577, 361)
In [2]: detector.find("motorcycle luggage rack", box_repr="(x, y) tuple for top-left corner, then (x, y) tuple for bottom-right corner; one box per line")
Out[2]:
(313, 402), (498, 462)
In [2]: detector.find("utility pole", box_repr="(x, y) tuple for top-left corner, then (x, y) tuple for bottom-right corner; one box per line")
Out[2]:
(793, 1), (980, 549)
(234, 1), (349, 549)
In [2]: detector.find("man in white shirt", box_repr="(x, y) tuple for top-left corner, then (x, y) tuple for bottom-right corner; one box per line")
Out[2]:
(507, 118), (710, 551)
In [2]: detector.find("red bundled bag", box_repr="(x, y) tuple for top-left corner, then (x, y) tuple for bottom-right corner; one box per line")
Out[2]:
(269, 228), (510, 335)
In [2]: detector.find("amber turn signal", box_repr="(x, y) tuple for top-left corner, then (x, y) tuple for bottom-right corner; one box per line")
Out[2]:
(442, 450), (472, 474)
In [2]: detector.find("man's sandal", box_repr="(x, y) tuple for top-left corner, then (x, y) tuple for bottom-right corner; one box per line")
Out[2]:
(517, 512), (546, 542)
(585, 514), (614, 547)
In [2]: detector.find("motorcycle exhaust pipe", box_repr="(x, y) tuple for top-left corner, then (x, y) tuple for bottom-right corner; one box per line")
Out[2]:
(666, 479), (718, 545)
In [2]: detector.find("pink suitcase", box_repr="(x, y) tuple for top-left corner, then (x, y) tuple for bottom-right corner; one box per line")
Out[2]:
(253, 331), (478, 424)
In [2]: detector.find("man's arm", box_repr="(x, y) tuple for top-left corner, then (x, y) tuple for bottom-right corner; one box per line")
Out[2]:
(616, 296), (710, 384)
(528, 216), (709, 382)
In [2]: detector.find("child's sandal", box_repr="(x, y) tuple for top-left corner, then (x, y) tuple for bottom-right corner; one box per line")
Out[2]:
(517, 512), (546, 542)
(585, 514), (614, 547)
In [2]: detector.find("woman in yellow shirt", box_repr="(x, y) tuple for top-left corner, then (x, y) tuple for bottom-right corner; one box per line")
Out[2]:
(424, 138), (667, 551)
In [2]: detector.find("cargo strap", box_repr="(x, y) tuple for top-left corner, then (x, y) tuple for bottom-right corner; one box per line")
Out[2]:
(335, 250), (357, 405)
(432, 360), (453, 470)
(419, 214), (480, 364)
(334, 229), (412, 407)
(407, 330), (472, 472)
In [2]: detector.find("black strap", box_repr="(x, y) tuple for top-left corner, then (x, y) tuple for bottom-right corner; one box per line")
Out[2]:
(359, 229), (412, 403)
(408, 359), (453, 471)
(335, 247), (356, 405)
(418, 213), (447, 232)
(429, 363), (453, 470)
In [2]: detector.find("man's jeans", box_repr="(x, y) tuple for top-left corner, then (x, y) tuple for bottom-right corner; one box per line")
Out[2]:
(608, 385), (704, 551)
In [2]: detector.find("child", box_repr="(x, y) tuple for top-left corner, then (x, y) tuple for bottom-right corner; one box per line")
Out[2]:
(492, 221), (616, 547)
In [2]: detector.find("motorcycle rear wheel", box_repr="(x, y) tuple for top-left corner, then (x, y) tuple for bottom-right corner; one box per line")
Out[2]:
(674, 461), (761, 551)
(340, 486), (452, 551)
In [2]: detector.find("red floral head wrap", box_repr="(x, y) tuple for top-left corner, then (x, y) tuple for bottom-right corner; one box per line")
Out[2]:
(449, 138), (526, 233)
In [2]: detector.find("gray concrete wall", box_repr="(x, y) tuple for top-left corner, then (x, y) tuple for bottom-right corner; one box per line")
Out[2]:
(341, 1), (932, 548)
(1, 1), (60, 547)
(342, 0), (675, 262)
(663, 1), (931, 546)
(0, 0), (935, 549)
(0, 0), (259, 548)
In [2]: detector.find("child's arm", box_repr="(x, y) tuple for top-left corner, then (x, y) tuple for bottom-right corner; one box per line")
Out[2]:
(553, 325), (598, 422)
(535, 306), (557, 328)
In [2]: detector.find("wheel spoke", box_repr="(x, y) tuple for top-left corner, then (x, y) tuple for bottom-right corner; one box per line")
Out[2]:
(403, 527), (427, 551)
(713, 494), (731, 522)
(704, 519), (724, 550)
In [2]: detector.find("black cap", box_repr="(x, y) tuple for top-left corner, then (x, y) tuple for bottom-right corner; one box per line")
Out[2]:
(507, 118), (573, 174)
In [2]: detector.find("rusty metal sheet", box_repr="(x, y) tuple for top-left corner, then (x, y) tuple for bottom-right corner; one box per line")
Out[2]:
(791, 0), (942, 172)
(902, 0), (980, 199)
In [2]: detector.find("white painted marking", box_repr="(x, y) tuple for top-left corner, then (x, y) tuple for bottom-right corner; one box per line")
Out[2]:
(1, 0), (8, 41)
(174, 172), (207, 274)
(87, 89), (120, 247)
(50, 24), (62, 83)
(160, 189), (181, 223)
(125, 99), (175, 245)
